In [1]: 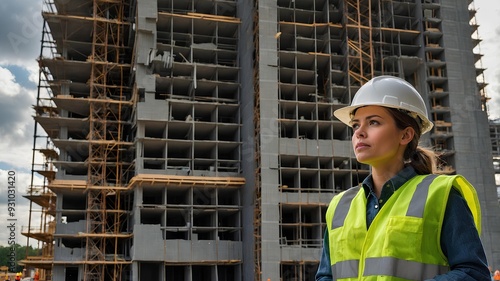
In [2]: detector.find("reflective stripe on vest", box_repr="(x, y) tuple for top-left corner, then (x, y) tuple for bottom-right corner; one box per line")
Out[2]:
(330, 174), (444, 279)
(332, 186), (360, 229)
(332, 257), (448, 279)
(333, 260), (359, 279)
(364, 257), (448, 279)
(406, 174), (437, 217)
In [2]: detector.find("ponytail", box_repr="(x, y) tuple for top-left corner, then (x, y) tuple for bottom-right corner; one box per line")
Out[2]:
(387, 108), (437, 175)
(406, 146), (436, 175)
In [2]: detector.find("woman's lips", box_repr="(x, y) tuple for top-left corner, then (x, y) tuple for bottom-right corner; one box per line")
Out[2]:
(355, 142), (370, 150)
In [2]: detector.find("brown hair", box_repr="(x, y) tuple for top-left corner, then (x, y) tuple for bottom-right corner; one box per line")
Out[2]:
(385, 108), (436, 175)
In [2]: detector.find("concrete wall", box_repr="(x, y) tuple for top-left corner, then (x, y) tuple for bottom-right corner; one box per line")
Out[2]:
(237, 0), (257, 279)
(131, 224), (242, 262)
(257, 0), (281, 280)
(441, 0), (500, 268)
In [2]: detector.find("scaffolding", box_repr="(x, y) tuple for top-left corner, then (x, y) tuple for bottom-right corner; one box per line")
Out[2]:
(84, 0), (133, 280)
(469, 0), (490, 114)
(344, 0), (374, 86)
(22, 139), (56, 281)
(20, 9), (59, 280)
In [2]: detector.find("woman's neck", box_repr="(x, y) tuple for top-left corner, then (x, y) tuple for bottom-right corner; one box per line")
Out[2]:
(371, 163), (404, 198)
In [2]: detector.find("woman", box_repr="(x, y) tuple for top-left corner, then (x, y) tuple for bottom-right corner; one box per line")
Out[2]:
(316, 76), (490, 280)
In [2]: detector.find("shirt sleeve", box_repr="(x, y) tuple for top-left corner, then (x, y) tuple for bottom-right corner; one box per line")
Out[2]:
(428, 187), (491, 281)
(316, 229), (333, 281)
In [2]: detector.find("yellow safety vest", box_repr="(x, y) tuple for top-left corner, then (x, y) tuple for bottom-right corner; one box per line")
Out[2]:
(325, 174), (481, 280)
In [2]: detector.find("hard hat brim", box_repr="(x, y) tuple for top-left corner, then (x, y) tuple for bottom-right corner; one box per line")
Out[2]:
(333, 103), (434, 134)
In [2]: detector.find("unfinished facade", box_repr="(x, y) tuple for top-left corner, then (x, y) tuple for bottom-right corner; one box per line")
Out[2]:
(22, 0), (499, 280)
(491, 119), (500, 201)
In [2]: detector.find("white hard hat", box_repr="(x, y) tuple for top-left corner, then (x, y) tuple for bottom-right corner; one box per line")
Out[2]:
(333, 75), (433, 134)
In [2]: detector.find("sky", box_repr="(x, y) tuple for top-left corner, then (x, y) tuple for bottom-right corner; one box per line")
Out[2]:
(0, 0), (499, 249)
(0, 0), (44, 249)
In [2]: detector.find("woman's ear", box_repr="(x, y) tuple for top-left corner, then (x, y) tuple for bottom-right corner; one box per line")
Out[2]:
(400, 127), (415, 145)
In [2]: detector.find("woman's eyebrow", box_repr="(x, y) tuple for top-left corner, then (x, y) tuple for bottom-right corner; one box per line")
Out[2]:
(349, 114), (382, 125)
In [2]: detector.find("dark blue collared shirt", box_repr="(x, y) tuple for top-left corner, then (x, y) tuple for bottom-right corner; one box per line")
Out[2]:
(315, 166), (490, 280)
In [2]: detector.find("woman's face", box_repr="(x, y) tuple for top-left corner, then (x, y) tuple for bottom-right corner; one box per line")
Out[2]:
(350, 106), (409, 168)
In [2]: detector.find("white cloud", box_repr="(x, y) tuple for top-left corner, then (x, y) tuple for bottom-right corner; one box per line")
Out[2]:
(0, 67), (36, 170)
(0, 169), (41, 247)
(26, 64), (39, 85)
(0, 67), (22, 97)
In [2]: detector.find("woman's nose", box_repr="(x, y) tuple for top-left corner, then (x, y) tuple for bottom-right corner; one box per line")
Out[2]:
(353, 126), (366, 138)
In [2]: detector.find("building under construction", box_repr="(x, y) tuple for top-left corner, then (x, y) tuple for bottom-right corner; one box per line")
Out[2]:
(22, 0), (499, 280)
